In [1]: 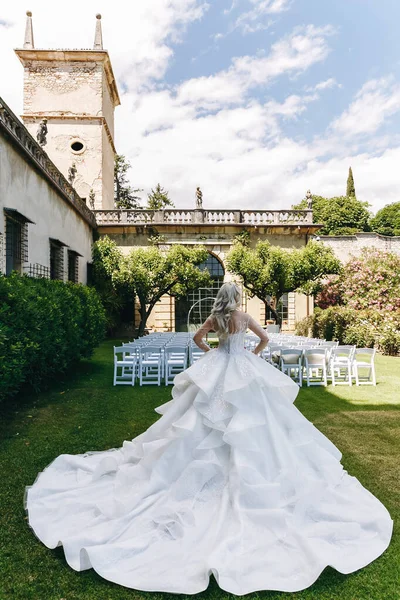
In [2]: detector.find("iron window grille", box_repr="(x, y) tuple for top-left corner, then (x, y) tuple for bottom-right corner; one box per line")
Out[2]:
(67, 250), (81, 283)
(49, 238), (66, 281)
(4, 208), (34, 275)
(27, 263), (50, 279)
(0, 232), (4, 274)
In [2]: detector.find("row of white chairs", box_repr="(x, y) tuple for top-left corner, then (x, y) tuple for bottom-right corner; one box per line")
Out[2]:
(113, 331), (376, 388)
(113, 333), (206, 386)
(263, 345), (376, 387)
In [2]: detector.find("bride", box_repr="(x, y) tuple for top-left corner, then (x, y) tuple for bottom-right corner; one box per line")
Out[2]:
(25, 282), (393, 595)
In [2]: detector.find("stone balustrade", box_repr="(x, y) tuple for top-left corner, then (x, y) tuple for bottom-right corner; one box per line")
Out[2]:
(0, 96), (96, 228)
(94, 208), (313, 226)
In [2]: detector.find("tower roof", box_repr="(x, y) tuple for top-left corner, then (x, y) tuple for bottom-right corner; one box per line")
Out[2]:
(14, 13), (120, 107)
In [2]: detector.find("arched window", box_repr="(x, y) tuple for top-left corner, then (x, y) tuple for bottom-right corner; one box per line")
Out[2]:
(175, 253), (225, 331)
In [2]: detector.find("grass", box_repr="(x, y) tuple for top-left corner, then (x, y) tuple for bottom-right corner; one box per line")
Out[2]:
(0, 340), (399, 600)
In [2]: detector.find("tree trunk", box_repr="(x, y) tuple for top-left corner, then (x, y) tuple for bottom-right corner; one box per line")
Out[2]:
(264, 298), (282, 327)
(138, 302), (148, 337)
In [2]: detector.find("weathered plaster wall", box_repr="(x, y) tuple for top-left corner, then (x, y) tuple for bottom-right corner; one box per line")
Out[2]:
(102, 75), (115, 138)
(24, 118), (103, 204)
(23, 61), (103, 115)
(22, 60), (115, 209)
(0, 135), (93, 282)
(101, 126), (115, 209)
(320, 233), (400, 263)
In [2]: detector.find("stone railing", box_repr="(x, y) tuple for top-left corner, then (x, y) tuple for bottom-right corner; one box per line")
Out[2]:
(0, 97), (96, 229)
(94, 208), (313, 226)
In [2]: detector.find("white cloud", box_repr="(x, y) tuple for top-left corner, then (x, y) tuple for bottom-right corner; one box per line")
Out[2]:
(235, 0), (292, 34)
(177, 25), (334, 109)
(313, 77), (340, 91)
(331, 76), (400, 136)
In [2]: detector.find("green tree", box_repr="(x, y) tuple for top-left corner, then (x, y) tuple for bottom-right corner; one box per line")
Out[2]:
(370, 201), (400, 236)
(227, 240), (341, 326)
(114, 154), (142, 209)
(92, 237), (134, 334)
(292, 194), (371, 235)
(346, 166), (356, 198)
(95, 237), (212, 336)
(147, 183), (174, 210)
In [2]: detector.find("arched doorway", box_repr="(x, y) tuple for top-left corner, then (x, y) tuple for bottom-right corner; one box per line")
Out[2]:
(175, 253), (225, 331)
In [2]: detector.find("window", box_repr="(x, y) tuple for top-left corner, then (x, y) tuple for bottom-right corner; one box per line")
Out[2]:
(87, 262), (93, 286)
(70, 139), (86, 154)
(49, 239), (66, 280)
(4, 209), (32, 275)
(175, 253), (225, 331)
(67, 250), (79, 283)
(265, 293), (289, 322)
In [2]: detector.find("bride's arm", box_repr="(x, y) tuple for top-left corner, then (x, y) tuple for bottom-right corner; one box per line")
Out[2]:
(247, 315), (269, 355)
(193, 316), (214, 352)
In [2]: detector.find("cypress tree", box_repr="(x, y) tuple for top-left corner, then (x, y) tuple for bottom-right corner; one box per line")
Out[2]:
(346, 166), (356, 198)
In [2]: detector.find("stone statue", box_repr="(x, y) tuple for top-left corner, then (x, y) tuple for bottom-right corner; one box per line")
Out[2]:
(306, 189), (313, 210)
(36, 118), (48, 147)
(88, 189), (95, 210)
(195, 186), (203, 209)
(68, 162), (77, 186)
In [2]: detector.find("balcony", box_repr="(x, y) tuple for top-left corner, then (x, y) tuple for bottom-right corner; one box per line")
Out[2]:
(94, 208), (313, 227)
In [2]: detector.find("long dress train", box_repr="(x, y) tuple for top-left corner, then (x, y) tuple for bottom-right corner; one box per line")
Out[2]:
(24, 313), (393, 595)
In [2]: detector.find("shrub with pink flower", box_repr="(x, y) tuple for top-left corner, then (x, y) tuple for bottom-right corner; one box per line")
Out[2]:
(297, 248), (400, 355)
(342, 248), (400, 312)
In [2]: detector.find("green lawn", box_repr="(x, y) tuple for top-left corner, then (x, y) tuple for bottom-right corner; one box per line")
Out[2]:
(0, 341), (399, 600)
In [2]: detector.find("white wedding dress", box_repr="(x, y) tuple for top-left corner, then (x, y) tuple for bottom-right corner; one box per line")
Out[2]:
(25, 312), (393, 595)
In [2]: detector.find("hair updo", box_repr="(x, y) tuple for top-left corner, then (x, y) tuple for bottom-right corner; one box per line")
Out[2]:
(210, 282), (241, 338)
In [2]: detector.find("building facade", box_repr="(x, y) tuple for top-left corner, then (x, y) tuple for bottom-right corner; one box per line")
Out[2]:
(0, 97), (95, 283)
(95, 209), (320, 331)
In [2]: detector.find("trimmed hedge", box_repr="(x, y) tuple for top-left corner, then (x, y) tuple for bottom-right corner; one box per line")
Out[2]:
(295, 306), (400, 356)
(0, 273), (106, 402)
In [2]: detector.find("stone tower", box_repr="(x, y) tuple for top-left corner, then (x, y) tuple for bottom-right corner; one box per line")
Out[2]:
(15, 12), (120, 209)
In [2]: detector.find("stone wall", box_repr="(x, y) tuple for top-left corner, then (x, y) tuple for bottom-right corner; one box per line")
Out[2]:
(319, 232), (400, 263)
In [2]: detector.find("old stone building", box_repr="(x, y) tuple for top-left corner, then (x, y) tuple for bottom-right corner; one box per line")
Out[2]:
(95, 208), (319, 331)
(2, 11), (399, 332)
(15, 12), (119, 209)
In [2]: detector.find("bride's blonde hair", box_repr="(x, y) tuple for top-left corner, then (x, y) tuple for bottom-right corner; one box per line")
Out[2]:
(211, 282), (241, 338)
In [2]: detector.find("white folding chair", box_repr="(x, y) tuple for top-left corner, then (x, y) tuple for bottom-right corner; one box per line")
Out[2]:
(304, 348), (328, 386)
(113, 346), (137, 386)
(189, 345), (205, 365)
(330, 346), (355, 386)
(164, 345), (188, 385)
(139, 346), (163, 386)
(352, 348), (377, 386)
(280, 348), (304, 387)
(267, 344), (284, 367)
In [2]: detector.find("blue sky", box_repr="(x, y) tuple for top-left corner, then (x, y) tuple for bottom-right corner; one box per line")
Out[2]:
(1, 0), (400, 212)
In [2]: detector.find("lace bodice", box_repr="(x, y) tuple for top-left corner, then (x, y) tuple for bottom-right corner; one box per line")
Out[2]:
(218, 332), (247, 355)
(194, 310), (269, 355)
(217, 314), (250, 355)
